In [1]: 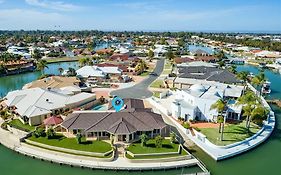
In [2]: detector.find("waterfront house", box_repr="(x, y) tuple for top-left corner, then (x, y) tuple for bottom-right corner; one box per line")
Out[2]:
(3, 88), (96, 125)
(170, 83), (244, 122)
(173, 66), (240, 88)
(61, 105), (167, 142)
(23, 76), (81, 93)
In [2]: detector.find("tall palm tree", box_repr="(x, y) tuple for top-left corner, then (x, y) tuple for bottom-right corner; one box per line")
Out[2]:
(251, 72), (266, 96)
(236, 71), (249, 93)
(37, 60), (49, 75)
(210, 99), (226, 141)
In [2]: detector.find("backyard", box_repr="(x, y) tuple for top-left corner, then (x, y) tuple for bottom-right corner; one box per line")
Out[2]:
(8, 119), (35, 132)
(199, 121), (261, 146)
(126, 139), (187, 159)
(28, 135), (112, 153)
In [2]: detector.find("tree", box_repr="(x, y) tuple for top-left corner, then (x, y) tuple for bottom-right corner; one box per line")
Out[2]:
(140, 134), (148, 147)
(33, 127), (45, 138)
(217, 116), (224, 133)
(76, 133), (83, 144)
(170, 132), (176, 144)
(251, 72), (266, 96)
(210, 99), (226, 141)
(148, 50), (154, 61)
(135, 59), (147, 74)
(236, 71), (249, 92)
(36, 60), (48, 75)
(228, 65), (237, 74)
(67, 67), (76, 76)
(32, 49), (42, 61)
(46, 128), (55, 139)
(78, 57), (90, 67)
(165, 49), (174, 61)
(155, 135), (163, 148)
(251, 105), (268, 125)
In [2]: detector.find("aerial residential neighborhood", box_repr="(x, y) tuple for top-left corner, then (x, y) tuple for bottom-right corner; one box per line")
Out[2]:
(0, 1), (280, 175)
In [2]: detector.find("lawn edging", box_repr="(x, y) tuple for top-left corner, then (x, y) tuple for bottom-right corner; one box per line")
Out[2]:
(25, 139), (114, 159)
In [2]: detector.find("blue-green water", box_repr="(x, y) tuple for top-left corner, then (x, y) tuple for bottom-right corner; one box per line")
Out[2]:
(0, 62), (79, 97)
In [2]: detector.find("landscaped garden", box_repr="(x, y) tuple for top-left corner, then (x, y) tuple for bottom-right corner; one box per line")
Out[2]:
(126, 135), (188, 159)
(28, 134), (112, 153)
(8, 119), (35, 132)
(199, 121), (261, 146)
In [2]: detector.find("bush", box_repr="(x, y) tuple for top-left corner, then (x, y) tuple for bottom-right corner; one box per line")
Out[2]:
(182, 122), (190, 129)
(170, 132), (176, 143)
(1, 122), (8, 130)
(168, 73), (176, 77)
(155, 135), (164, 148)
(33, 127), (46, 138)
(46, 128), (55, 139)
(76, 133), (83, 144)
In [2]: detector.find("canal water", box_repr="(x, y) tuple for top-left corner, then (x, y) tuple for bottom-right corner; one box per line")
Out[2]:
(0, 61), (281, 174)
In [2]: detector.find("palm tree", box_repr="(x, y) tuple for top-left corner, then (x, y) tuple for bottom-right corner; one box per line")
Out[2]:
(217, 116), (224, 133)
(36, 60), (48, 75)
(236, 71), (249, 93)
(251, 72), (266, 96)
(210, 99), (226, 141)
(78, 57), (90, 67)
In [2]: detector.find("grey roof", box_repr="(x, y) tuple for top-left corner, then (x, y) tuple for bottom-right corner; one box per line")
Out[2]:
(61, 110), (166, 135)
(178, 66), (239, 84)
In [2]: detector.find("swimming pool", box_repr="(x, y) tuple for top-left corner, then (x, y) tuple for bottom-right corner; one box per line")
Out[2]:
(91, 104), (108, 111)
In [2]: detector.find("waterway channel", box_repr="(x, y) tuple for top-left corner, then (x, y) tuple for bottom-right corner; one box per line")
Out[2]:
(0, 62), (280, 174)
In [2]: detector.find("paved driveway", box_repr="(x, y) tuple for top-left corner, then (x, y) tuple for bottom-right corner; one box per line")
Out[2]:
(110, 58), (165, 99)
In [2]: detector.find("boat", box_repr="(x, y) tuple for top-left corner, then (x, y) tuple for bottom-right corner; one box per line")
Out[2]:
(259, 62), (266, 69)
(261, 81), (271, 94)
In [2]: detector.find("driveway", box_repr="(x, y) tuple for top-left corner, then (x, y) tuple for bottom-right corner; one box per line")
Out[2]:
(110, 58), (165, 99)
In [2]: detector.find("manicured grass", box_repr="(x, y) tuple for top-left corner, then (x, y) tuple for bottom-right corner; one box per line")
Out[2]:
(162, 69), (172, 74)
(150, 80), (163, 88)
(164, 62), (172, 69)
(153, 91), (161, 98)
(199, 121), (261, 146)
(127, 139), (179, 154)
(28, 135), (112, 153)
(8, 119), (35, 132)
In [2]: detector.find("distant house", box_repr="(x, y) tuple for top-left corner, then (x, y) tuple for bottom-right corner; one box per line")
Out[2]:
(194, 56), (217, 62)
(174, 57), (193, 64)
(4, 88), (96, 125)
(191, 49), (210, 56)
(76, 65), (123, 81)
(170, 83), (243, 122)
(109, 54), (129, 61)
(61, 99), (167, 142)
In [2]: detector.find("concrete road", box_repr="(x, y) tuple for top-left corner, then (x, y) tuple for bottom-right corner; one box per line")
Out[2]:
(111, 58), (165, 99)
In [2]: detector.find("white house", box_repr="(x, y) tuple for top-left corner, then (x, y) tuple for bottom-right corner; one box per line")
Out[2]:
(76, 65), (122, 78)
(171, 83), (244, 122)
(4, 88), (96, 125)
(7, 46), (31, 59)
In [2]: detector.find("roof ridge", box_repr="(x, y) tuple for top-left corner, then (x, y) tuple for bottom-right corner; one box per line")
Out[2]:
(64, 113), (81, 130)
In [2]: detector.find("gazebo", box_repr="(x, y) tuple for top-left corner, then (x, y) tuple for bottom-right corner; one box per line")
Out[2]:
(43, 116), (63, 129)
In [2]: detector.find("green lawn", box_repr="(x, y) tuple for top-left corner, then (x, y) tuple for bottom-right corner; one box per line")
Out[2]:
(199, 121), (261, 146)
(127, 139), (179, 154)
(28, 135), (112, 153)
(140, 71), (150, 76)
(164, 62), (172, 69)
(44, 57), (79, 63)
(126, 139), (188, 159)
(162, 69), (172, 74)
(8, 119), (35, 132)
(153, 91), (161, 98)
(150, 80), (163, 88)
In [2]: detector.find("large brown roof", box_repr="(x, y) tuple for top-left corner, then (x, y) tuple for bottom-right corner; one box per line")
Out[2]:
(61, 110), (166, 135)
(26, 76), (80, 89)
(108, 98), (145, 111)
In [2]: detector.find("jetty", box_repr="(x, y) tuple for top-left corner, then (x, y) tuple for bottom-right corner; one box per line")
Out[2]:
(267, 99), (281, 108)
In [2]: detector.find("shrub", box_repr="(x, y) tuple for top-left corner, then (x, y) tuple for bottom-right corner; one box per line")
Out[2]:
(155, 135), (164, 148)
(33, 127), (46, 138)
(182, 122), (190, 129)
(1, 122), (8, 130)
(170, 132), (176, 143)
(140, 134), (148, 147)
(46, 128), (55, 139)
(76, 133), (82, 144)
